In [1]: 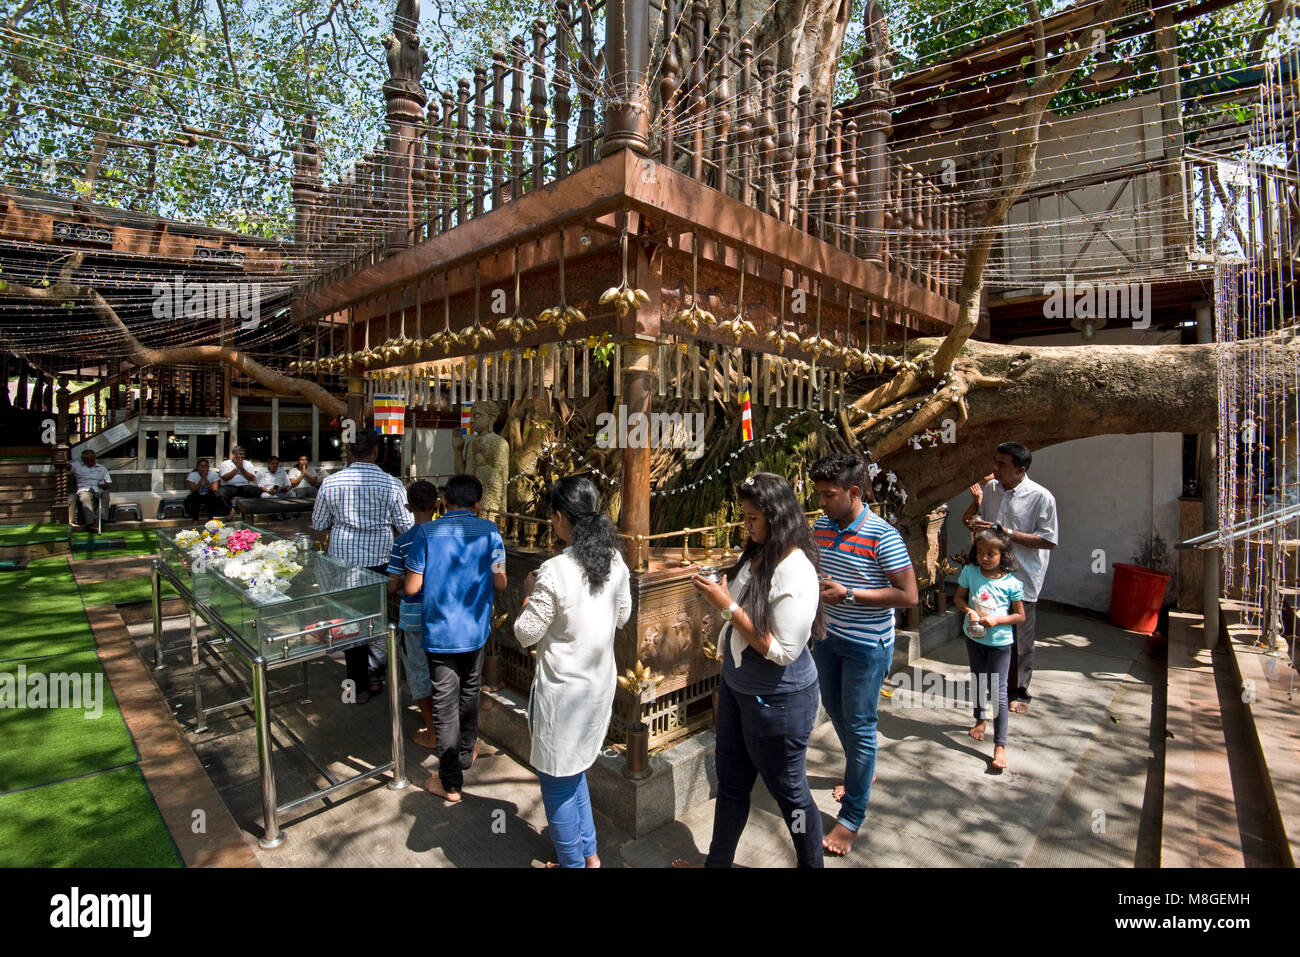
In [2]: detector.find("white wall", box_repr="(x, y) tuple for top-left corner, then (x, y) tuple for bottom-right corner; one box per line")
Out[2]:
(943, 327), (1185, 613)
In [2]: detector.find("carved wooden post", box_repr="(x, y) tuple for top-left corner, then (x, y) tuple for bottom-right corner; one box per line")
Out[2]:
(689, 0), (707, 179)
(491, 52), (507, 206)
(554, 0), (573, 178)
(812, 97), (828, 239)
(424, 97), (440, 232)
(472, 65), (488, 217)
(619, 339), (656, 566)
(843, 117), (859, 256)
(382, 0), (427, 255)
(455, 78), (471, 224)
(292, 113), (321, 249)
(531, 19), (549, 187)
(777, 74), (795, 224)
(737, 39), (754, 208)
(602, 0), (650, 155)
(510, 36), (526, 200)
(711, 24), (732, 194)
(857, 0), (893, 264)
(659, 0), (680, 166)
(758, 57), (776, 214)
(795, 86), (813, 233)
(578, 2), (595, 167)
(440, 86), (456, 231)
(830, 110), (845, 248)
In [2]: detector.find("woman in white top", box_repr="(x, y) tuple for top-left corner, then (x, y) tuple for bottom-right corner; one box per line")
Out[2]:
(683, 472), (826, 868)
(514, 475), (631, 868)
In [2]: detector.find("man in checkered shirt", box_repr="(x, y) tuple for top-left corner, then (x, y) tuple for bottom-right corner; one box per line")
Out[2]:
(312, 429), (412, 704)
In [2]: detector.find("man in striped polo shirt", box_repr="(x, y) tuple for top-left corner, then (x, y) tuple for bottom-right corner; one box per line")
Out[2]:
(810, 453), (918, 857)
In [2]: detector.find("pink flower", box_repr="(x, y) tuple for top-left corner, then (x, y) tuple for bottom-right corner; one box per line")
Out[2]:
(225, 529), (261, 553)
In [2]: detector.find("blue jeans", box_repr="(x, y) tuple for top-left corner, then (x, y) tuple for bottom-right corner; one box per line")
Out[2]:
(402, 628), (432, 699)
(965, 638), (1011, 747)
(707, 679), (823, 868)
(812, 633), (892, 833)
(537, 771), (597, 868)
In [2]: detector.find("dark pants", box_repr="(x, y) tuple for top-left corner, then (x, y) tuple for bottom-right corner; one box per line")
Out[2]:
(426, 646), (484, 793)
(185, 491), (220, 520)
(706, 679), (823, 868)
(1008, 601), (1038, 702)
(965, 638), (1012, 747)
(344, 564), (391, 695)
(218, 484), (260, 513)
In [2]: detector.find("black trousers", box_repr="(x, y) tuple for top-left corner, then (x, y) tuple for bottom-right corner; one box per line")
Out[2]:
(426, 646), (484, 792)
(185, 491), (220, 520)
(344, 564), (391, 695)
(706, 678), (824, 868)
(217, 484), (260, 512)
(1008, 601), (1038, 701)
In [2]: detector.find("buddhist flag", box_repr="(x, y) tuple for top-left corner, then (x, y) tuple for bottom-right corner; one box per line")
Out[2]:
(374, 394), (405, 435)
(460, 404), (472, 434)
(741, 388), (754, 442)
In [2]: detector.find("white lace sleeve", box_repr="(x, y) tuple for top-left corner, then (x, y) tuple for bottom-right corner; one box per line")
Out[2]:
(615, 568), (632, 629)
(513, 565), (558, 648)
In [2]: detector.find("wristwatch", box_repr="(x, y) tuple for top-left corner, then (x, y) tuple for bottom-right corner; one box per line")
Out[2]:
(842, 588), (856, 605)
(720, 600), (739, 621)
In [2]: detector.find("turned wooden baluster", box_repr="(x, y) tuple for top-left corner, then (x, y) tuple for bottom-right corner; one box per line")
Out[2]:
(491, 51), (507, 207)
(829, 111), (845, 248)
(554, 0), (573, 178)
(737, 39), (754, 208)
(777, 75), (795, 225)
(441, 86), (456, 232)
(660, 0), (680, 166)
(758, 58), (776, 215)
(812, 97), (828, 239)
(913, 168), (927, 287)
(578, 3), (595, 168)
(795, 86), (813, 233)
(843, 117), (859, 257)
(424, 97), (440, 233)
(927, 180), (940, 295)
(455, 79), (470, 225)
(472, 65), (488, 217)
(711, 24), (732, 194)
(531, 19), (548, 189)
(356, 154), (372, 239)
(689, 0), (707, 182)
(510, 36), (526, 201)
(940, 197), (952, 300)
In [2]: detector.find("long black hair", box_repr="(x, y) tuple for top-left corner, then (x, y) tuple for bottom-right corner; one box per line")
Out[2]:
(551, 474), (622, 594)
(724, 472), (826, 642)
(967, 527), (1018, 573)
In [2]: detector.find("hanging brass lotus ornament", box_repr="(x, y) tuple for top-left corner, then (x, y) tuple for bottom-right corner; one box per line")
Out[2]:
(495, 246), (537, 343)
(598, 225), (649, 318)
(458, 262), (495, 349)
(423, 273), (457, 354)
(617, 660), (664, 697)
(716, 249), (756, 344)
(536, 230), (585, 336)
(674, 232), (715, 333)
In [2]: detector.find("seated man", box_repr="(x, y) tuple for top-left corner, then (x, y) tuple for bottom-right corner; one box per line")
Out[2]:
(185, 457), (221, 520)
(217, 446), (261, 517)
(287, 455), (321, 499)
(70, 448), (112, 532)
(256, 455), (292, 521)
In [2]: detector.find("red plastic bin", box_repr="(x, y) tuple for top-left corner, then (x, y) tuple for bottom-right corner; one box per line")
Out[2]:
(1108, 563), (1171, 633)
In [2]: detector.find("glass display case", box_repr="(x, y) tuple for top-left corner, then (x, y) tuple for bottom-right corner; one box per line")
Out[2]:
(154, 523), (388, 662)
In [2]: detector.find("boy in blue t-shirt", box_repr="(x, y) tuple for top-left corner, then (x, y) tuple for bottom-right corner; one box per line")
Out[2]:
(953, 528), (1025, 770)
(387, 480), (440, 749)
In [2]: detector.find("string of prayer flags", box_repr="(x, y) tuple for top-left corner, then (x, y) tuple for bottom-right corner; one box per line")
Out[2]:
(460, 404), (472, 434)
(373, 394), (405, 435)
(741, 388), (754, 442)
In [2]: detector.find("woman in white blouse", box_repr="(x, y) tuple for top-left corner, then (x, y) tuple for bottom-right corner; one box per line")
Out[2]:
(684, 472), (826, 867)
(514, 475), (631, 868)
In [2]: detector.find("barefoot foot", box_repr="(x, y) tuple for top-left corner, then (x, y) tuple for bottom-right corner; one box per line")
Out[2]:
(1009, 700), (1029, 714)
(992, 745), (1008, 769)
(585, 854), (601, 868)
(423, 777), (462, 802)
(969, 720), (987, 742)
(832, 784), (845, 802)
(823, 822), (859, 857)
(412, 728), (438, 750)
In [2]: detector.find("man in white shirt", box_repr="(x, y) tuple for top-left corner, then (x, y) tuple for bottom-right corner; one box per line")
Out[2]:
(963, 441), (1059, 713)
(217, 446), (261, 517)
(185, 457), (221, 520)
(70, 448), (111, 531)
(287, 455), (321, 498)
(257, 455), (292, 520)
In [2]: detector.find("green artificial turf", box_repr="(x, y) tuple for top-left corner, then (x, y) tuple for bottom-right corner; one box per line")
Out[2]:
(0, 522), (71, 546)
(69, 529), (159, 559)
(77, 575), (175, 608)
(0, 766), (182, 867)
(0, 559), (98, 661)
(0, 648), (140, 792)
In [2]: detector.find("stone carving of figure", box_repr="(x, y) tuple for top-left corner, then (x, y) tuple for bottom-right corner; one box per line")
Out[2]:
(452, 399), (509, 519)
